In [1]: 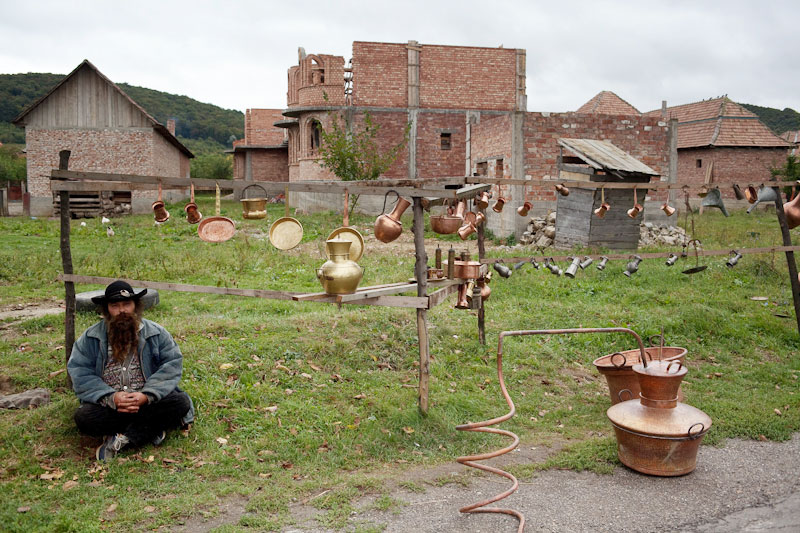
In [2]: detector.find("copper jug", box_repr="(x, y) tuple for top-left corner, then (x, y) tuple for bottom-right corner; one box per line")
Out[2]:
(476, 191), (490, 209)
(316, 238), (363, 295)
(661, 202), (676, 216)
(374, 190), (411, 243)
(783, 187), (800, 229)
(555, 184), (569, 196)
(517, 201), (532, 217)
(627, 188), (642, 219)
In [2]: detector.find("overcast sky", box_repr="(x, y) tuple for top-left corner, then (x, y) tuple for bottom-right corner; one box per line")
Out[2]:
(2, 0), (798, 115)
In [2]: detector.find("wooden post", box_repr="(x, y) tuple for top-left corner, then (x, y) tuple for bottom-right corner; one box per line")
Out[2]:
(58, 150), (75, 387)
(772, 187), (800, 335)
(476, 207), (486, 345)
(412, 197), (430, 414)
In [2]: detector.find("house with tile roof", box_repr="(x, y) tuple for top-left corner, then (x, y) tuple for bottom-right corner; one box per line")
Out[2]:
(782, 130), (799, 156)
(13, 59), (193, 217)
(643, 97), (792, 199)
(576, 91), (641, 115)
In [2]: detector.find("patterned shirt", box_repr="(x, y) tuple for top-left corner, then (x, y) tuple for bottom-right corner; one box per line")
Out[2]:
(100, 324), (147, 409)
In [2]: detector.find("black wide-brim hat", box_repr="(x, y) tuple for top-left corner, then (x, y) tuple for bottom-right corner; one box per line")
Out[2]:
(91, 280), (147, 305)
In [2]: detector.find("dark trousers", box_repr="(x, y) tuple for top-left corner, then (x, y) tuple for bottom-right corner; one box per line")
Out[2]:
(74, 390), (191, 447)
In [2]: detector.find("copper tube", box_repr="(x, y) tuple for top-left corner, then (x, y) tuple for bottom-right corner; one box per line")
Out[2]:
(447, 248), (455, 279)
(456, 327), (647, 532)
(435, 246), (442, 270)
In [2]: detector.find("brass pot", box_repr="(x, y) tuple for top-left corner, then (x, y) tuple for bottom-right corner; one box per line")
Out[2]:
(240, 184), (268, 219)
(316, 238), (363, 295)
(593, 347), (686, 405)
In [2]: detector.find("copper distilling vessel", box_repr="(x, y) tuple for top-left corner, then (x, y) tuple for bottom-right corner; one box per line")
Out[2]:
(374, 190), (410, 243)
(442, 259), (481, 279)
(316, 237), (363, 295)
(607, 360), (712, 476)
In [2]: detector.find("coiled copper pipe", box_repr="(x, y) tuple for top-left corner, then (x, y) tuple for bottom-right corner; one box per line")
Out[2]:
(456, 327), (646, 532)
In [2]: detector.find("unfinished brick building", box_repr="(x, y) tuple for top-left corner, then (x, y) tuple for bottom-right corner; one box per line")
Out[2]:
(13, 60), (193, 217)
(230, 108), (288, 190)
(239, 42), (673, 237)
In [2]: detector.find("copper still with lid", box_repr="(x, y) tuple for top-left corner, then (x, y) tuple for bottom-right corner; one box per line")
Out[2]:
(606, 360), (712, 476)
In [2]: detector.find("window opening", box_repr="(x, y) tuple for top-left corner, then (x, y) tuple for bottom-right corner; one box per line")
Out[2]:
(696, 159), (702, 168)
(476, 161), (488, 176)
(496, 159), (504, 178)
(440, 133), (452, 150)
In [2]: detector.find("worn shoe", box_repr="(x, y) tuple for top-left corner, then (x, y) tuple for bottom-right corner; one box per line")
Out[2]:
(151, 430), (167, 447)
(96, 434), (130, 461)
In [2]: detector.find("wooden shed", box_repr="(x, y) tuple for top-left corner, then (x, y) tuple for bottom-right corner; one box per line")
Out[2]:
(554, 138), (659, 250)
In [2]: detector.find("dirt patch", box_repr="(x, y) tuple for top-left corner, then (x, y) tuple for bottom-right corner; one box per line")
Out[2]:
(0, 300), (64, 323)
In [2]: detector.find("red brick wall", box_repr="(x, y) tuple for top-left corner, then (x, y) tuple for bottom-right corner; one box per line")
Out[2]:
(245, 109), (286, 145)
(415, 112), (466, 177)
(25, 128), (153, 197)
(351, 110), (410, 178)
(351, 42), (518, 111)
(677, 147), (787, 198)
(522, 112), (670, 203)
(352, 42), (408, 108)
(419, 45), (517, 110)
(251, 150), (288, 182)
(470, 114), (513, 198)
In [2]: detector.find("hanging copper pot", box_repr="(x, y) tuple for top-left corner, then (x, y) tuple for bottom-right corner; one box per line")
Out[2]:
(374, 190), (410, 243)
(517, 201), (532, 217)
(555, 184), (569, 196)
(457, 221), (477, 240)
(594, 187), (610, 218)
(783, 186), (800, 229)
(744, 185), (758, 203)
(476, 191), (490, 209)
(184, 183), (203, 224)
(661, 202), (676, 216)
(492, 197), (506, 213)
(152, 181), (170, 223)
(627, 187), (642, 219)
(455, 283), (469, 309)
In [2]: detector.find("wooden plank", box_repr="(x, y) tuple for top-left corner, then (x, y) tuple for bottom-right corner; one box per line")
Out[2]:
(427, 283), (459, 309)
(336, 283), (418, 302)
(59, 153), (75, 388)
(60, 274), (301, 300)
(770, 186), (800, 335)
(413, 197), (430, 415)
(52, 181), (152, 192)
(292, 281), (413, 301)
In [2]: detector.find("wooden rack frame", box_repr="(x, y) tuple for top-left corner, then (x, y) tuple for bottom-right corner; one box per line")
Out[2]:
(52, 151), (489, 413)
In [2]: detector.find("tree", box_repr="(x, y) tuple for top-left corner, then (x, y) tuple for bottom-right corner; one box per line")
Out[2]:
(191, 153), (232, 180)
(0, 145), (26, 182)
(316, 110), (411, 215)
(771, 154), (800, 200)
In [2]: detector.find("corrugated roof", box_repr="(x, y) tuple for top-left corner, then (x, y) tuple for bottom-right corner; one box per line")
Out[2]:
(558, 138), (659, 176)
(13, 59), (193, 158)
(643, 97), (791, 149)
(782, 130), (800, 144)
(576, 91), (641, 115)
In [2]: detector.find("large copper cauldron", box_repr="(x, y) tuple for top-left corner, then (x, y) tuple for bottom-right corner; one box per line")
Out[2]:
(593, 347), (686, 404)
(607, 360), (711, 476)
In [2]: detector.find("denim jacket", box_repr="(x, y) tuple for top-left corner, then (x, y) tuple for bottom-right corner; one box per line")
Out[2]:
(67, 318), (194, 425)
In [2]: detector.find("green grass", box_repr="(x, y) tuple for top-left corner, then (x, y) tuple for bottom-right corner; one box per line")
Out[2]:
(1, 202), (799, 531)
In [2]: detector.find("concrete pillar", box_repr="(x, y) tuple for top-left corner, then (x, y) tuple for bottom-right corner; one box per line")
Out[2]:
(407, 40), (420, 180)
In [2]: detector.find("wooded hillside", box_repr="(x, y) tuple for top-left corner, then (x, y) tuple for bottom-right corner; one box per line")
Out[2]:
(0, 72), (244, 150)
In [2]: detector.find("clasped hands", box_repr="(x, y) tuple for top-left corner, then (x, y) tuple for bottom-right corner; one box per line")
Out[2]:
(113, 391), (148, 413)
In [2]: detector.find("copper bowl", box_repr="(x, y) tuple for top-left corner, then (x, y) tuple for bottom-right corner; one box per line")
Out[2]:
(593, 347), (686, 404)
(430, 215), (463, 235)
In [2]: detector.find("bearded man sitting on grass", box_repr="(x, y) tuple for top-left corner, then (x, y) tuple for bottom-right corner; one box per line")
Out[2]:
(67, 280), (194, 461)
